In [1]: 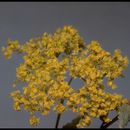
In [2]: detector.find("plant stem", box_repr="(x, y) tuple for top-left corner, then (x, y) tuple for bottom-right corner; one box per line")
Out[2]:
(55, 77), (73, 128)
(55, 114), (61, 128)
(55, 99), (64, 128)
(100, 115), (118, 129)
(100, 122), (105, 128)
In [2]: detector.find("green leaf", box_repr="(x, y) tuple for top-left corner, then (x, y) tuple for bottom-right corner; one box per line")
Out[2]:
(118, 104), (130, 128)
(62, 116), (81, 128)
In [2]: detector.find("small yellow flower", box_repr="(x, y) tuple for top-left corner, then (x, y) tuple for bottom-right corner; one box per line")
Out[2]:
(29, 115), (40, 126)
(54, 103), (66, 114)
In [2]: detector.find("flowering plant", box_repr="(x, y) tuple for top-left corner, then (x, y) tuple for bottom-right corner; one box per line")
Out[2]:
(2, 25), (129, 128)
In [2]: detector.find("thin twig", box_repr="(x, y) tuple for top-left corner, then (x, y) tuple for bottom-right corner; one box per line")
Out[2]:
(100, 115), (118, 129)
(55, 99), (64, 128)
(55, 77), (73, 128)
(55, 114), (61, 128)
(100, 122), (105, 128)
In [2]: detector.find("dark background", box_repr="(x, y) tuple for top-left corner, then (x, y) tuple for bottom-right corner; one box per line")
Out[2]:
(0, 2), (130, 128)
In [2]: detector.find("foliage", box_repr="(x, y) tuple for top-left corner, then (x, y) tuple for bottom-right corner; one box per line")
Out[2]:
(2, 25), (129, 128)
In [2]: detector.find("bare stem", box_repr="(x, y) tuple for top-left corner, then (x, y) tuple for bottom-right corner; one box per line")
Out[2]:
(55, 77), (73, 128)
(100, 115), (118, 129)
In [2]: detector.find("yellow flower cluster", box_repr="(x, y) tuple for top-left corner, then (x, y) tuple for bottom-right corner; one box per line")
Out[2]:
(2, 39), (20, 59)
(2, 25), (129, 128)
(29, 115), (40, 126)
(77, 115), (91, 128)
(53, 103), (66, 114)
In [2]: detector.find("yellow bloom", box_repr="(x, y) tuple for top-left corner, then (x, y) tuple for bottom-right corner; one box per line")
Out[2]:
(54, 103), (66, 114)
(13, 102), (21, 111)
(2, 25), (129, 128)
(29, 115), (40, 126)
